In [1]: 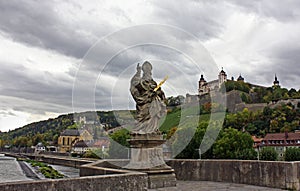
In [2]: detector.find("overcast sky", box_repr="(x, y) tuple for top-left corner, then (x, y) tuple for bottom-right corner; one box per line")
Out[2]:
(0, 0), (300, 132)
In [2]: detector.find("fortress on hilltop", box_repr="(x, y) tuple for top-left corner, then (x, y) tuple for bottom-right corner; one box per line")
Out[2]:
(186, 67), (280, 112)
(197, 68), (280, 96)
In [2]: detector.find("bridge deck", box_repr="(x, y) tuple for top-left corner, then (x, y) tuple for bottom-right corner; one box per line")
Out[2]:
(149, 181), (287, 191)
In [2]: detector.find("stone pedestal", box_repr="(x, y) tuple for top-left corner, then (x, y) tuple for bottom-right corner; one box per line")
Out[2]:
(124, 134), (176, 189)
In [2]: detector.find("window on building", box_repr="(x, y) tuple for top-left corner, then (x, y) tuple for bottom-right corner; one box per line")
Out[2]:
(62, 137), (65, 145)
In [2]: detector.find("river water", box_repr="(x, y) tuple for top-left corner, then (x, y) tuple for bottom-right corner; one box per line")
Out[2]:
(0, 154), (79, 183)
(0, 154), (30, 183)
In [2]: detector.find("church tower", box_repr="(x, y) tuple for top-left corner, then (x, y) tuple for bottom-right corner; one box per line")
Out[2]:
(237, 74), (244, 82)
(218, 67), (227, 88)
(273, 74), (280, 87)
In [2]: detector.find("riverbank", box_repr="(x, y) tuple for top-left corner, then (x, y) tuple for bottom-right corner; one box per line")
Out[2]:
(17, 161), (40, 180)
(1, 153), (80, 180)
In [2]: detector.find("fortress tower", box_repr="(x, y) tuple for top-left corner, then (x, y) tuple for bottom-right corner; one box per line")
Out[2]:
(218, 67), (227, 88)
(198, 74), (209, 96)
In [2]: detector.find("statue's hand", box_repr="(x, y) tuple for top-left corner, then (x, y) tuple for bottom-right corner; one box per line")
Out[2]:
(149, 90), (156, 98)
(137, 63), (141, 72)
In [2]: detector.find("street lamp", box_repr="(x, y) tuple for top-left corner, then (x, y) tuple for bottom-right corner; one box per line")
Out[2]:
(195, 148), (201, 160)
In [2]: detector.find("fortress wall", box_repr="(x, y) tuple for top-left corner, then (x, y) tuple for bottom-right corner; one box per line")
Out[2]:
(244, 103), (267, 112)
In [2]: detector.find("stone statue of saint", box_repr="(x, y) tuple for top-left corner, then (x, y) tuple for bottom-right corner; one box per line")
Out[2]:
(130, 61), (167, 134)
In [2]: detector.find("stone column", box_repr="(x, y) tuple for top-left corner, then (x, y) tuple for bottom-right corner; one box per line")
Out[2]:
(124, 133), (176, 189)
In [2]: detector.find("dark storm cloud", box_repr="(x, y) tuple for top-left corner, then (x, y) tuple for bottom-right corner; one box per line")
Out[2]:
(0, 0), (98, 58)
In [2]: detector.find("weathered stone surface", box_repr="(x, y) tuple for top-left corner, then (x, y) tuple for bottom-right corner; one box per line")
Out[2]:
(148, 173), (177, 188)
(0, 173), (148, 191)
(125, 134), (177, 189)
(80, 159), (176, 189)
(149, 181), (287, 191)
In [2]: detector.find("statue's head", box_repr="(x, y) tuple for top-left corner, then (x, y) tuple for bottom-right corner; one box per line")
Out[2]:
(142, 61), (152, 73)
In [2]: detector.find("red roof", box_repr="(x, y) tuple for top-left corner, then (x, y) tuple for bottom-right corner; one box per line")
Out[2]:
(264, 133), (300, 141)
(252, 136), (263, 142)
(73, 140), (88, 148)
(261, 132), (300, 147)
(92, 139), (110, 148)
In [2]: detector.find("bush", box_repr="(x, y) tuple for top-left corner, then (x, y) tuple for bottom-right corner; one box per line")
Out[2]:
(82, 150), (100, 159)
(284, 147), (300, 161)
(259, 147), (278, 161)
(27, 160), (64, 179)
(236, 148), (258, 160)
(71, 152), (78, 157)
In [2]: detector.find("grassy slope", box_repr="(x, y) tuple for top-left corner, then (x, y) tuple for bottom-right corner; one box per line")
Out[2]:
(160, 106), (211, 133)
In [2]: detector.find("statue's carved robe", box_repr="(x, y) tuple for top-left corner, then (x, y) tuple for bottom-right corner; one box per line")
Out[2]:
(130, 73), (166, 134)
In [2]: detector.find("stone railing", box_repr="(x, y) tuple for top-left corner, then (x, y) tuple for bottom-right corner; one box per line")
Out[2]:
(167, 159), (299, 190)
(0, 173), (147, 191)
(2, 153), (300, 190)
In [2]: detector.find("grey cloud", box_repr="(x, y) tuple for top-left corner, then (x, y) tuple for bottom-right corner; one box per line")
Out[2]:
(226, 0), (300, 22)
(0, 0), (104, 58)
(0, 62), (74, 114)
(0, 111), (16, 117)
(264, 46), (300, 89)
(151, 0), (228, 40)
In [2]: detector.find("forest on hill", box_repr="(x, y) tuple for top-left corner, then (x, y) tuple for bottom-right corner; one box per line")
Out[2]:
(109, 101), (300, 160)
(224, 81), (300, 103)
(0, 111), (123, 148)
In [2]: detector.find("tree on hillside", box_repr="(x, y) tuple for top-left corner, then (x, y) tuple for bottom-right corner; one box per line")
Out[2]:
(174, 123), (207, 159)
(284, 147), (300, 161)
(224, 81), (250, 93)
(108, 129), (130, 159)
(288, 88), (297, 98)
(167, 95), (185, 106)
(259, 147), (278, 161)
(213, 128), (257, 160)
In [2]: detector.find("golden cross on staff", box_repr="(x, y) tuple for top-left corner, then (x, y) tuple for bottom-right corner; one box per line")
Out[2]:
(154, 75), (169, 92)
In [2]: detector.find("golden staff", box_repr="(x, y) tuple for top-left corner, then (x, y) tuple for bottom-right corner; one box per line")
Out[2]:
(154, 75), (169, 92)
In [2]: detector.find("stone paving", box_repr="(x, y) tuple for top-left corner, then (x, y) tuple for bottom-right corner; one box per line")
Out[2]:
(149, 181), (288, 191)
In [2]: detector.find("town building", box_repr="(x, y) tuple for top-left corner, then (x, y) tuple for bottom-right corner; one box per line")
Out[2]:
(252, 136), (263, 152)
(256, 132), (300, 159)
(72, 140), (89, 154)
(35, 142), (46, 153)
(58, 129), (93, 152)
